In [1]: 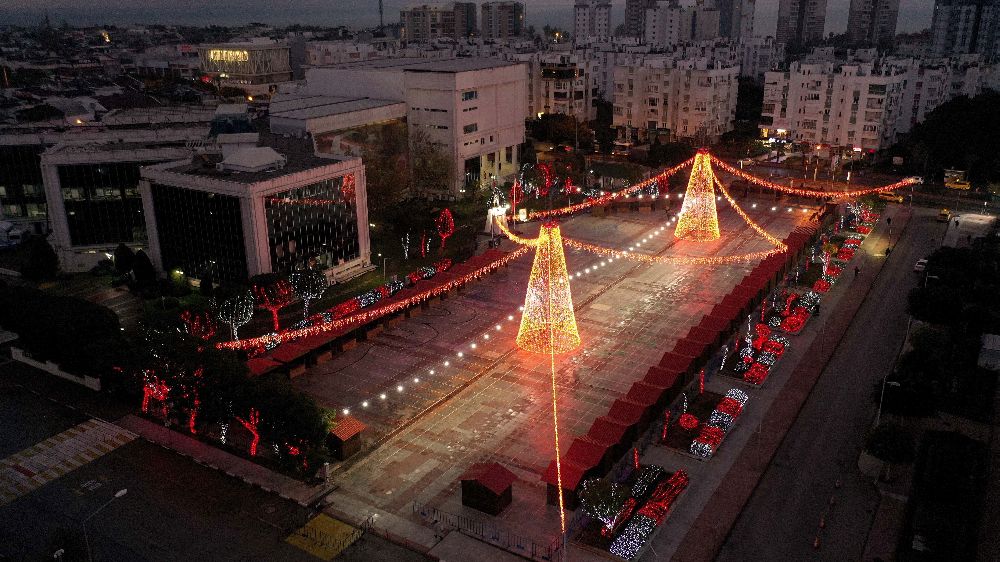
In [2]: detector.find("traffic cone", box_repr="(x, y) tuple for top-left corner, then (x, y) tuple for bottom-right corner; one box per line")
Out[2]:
(674, 149), (721, 241)
(516, 222), (581, 354)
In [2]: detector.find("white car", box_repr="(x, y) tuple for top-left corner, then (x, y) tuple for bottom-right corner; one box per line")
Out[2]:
(914, 259), (928, 272)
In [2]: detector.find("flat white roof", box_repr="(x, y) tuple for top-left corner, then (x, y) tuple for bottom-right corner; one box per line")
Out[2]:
(269, 94), (404, 120)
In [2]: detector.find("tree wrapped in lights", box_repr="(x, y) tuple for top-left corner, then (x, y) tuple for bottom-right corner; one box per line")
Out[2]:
(579, 478), (629, 533)
(290, 269), (328, 320)
(435, 208), (455, 251)
(217, 291), (255, 341)
(674, 149), (721, 241)
(251, 275), (296, 331)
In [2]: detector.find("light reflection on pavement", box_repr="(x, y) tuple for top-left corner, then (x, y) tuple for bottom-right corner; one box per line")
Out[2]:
(297, 204), (812, 544)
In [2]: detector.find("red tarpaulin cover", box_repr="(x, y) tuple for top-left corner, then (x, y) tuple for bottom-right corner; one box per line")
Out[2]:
(673, 338), (707, 360)
(626, 380), (666, 406)
(587, 416), (630, 446)
(645, 365), (682, 388)
(565, 437), (610, 468)
(461, 462), (519, 495)
(607, 398), (645, 427)
(659, 351), (693, 373)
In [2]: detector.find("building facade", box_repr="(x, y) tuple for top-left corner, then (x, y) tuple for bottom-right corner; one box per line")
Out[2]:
(574, 0), (613, 44)
(305, 58), (526, 197)
(401, 3), (477, 42)
(626, 0), (658, 39)
(141, 139), (371, 283)
(643, 0), (723, 49)
(776, 0), (829, 47)
(481, 2), (525, 40)
(847, 0), (901, 47)
(198, 41), (293, 96)
(930, 0), (1000, 58)
(759, 60), (906, 152)
(612, 57), (740, 143)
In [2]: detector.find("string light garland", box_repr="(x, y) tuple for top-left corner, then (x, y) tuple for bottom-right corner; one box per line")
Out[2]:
(674, 151), (721, 241)
(218, 246), (529, 351)
(710, 155), (919, 199)
(523, 157), (695, 221)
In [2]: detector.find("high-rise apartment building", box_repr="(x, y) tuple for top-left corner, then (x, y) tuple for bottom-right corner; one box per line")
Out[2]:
(929, 0), (1000, 58)
(847, 0), (901, 47)
(401, 3), (477, 42)
(481, 2), (525, 39)
(612, 57), (739, 143)
(643, 0), (722, 49)
(776, 0), (829, 47)
(626, 0), (658, 39)
(719, 0), (756, 41)
(574, 0), (613, 44)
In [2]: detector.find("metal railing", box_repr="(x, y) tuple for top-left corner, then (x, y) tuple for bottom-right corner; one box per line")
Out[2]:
(412, 501), (561, 561)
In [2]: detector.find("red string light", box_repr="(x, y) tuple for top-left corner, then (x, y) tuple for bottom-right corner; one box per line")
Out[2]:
(523, 157), (695, 221)
(217, 246), (530, 351)
(710, 155), (919, 198)
(236, 408), (261, 457)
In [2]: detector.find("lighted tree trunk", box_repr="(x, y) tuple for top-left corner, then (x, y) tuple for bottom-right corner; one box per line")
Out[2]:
(236, 409), (261, 457)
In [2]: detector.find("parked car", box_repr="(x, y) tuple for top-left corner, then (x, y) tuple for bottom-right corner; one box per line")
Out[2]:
(879, 192), (904, 203)
(914, 258), (928, 272)
(937, 209), (952, 222)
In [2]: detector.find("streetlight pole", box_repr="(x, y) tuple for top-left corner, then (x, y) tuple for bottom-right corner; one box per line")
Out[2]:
(876, 379), (900, 426)
(84, 488), (127, 562)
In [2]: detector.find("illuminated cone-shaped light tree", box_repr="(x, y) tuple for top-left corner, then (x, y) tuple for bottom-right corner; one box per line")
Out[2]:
(674, 149), (721, 241)
(515, 221), (580, 536)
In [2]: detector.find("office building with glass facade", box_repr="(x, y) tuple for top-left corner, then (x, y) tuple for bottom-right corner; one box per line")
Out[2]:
(40, 144), (194, 272)
(140, 136), (371, 284)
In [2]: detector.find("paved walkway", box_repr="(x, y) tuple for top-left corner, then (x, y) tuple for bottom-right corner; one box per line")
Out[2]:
(666, 207), (912, 561)
(0, 418), (135, 506)
(117, 414), (327, 506)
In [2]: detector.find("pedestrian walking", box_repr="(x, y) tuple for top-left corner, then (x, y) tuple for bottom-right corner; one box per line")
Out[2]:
(854, 266), (860, 278)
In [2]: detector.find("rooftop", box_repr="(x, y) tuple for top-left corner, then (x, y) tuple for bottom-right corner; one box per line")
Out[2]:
(161, 126), (344, 184)
(269, 94), (403, 121)
(324, 56), (521, 73)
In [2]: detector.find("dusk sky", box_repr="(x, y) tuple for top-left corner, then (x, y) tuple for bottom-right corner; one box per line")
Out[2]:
(3, 0), (934, 35)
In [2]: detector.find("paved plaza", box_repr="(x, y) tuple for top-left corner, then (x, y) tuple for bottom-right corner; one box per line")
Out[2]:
(299, 203), (813, 546)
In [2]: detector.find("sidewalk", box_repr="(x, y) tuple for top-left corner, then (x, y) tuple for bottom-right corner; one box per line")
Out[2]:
(671, 207), (912, 561)
(117, 414), (329, 507)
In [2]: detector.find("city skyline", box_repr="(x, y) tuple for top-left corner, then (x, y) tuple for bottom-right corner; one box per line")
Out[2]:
(3, 0), (934, 36)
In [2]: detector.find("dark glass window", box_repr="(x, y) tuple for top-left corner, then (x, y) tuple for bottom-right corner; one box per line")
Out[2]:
(58, 162), (151, 246)
(151, 183), (248, 282)
(265, 176), (360, 273)
(0, 144), (46, 219)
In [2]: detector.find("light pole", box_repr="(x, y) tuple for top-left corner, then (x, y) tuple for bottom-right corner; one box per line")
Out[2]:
(84, 488), (127, 562)
(876, 380), (900, 426)
(377, 253), (387, 280)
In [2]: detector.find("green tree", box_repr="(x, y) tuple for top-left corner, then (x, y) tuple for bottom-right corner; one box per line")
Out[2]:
(865, 422), (916, 464)
(19, 235), (58, 282)
(411, 128), (454, 196)
(113, 243), (135, 275)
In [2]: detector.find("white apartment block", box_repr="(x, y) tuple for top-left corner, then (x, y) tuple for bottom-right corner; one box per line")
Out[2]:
(643, 0), (722, 49)
(305, 40), (403, 66)
(481, 1), (525, 40)
(760, 56), (991, 152)
(742, 36), (785, 80)
(612, 57), (740, 143)
(304, 58), (526, 197)
(575, 0), (613, 44)
(519, 52), (598, 121)
(760, 61), (906, 152)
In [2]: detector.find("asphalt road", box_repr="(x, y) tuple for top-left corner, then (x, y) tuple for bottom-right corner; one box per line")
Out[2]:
(0, 380), (319, 562)
(716, 206), (944, 561)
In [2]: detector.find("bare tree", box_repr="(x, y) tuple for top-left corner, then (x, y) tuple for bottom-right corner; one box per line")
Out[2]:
(290, 269), (328, 319)
(217, 291), (255, 341)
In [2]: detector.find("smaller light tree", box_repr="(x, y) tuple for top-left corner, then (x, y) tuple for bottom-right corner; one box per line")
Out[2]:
(578, 477), (629, 535)
(251, 275), (296, 331)
(290, 269), (328, 319)
(217, 291), (255, 341)
(436, 208), (455, 251)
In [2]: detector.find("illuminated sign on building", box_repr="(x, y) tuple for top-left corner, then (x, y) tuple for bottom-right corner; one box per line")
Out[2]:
(208, 50), (250, 63)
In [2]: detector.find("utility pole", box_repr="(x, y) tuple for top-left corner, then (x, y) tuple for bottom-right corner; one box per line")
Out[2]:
(379, 0), (384, 28)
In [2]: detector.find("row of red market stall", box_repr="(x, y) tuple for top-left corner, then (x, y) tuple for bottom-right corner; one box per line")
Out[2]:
(542, 223), (818, 509)
(246, 249), (516, 377)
